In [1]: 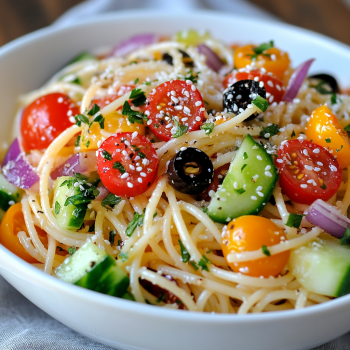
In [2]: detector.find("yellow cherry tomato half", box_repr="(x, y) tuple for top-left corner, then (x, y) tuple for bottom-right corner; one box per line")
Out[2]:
(305, 105), (350, 169)
(234, 45), (290, 80)
(0, 203), (47, 263)
(221, 216), (290, 278)
(81, 111), (146, 151)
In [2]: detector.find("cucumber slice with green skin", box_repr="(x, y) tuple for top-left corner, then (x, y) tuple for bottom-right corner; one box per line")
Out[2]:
(56, 241), (129, 298)
(0, 173), (22, 212)
(53, 176), (87, 230)
(207, 134), (278, 223)
(289, 234), (350, 297)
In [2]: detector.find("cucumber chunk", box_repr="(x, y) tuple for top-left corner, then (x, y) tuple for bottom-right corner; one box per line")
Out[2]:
(0, 172), (22, 212)
(289, 234), (350, 297)
(69, 51), (97, 65)
(56, 241), (129, 298)
(53, 176), (87, 230)
(208, 134), (278, 223)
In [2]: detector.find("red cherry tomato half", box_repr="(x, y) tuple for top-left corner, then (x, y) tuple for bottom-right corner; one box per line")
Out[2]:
(223, 70), (285, 104)
(21, 93), (79, 152)
(146, 80), (205, 142)
(97, 132), (159, 197)
(275, 139), (342, 204)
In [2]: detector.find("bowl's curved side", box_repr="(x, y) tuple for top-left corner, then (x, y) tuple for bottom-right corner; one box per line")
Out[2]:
(1, 244), (350, 350)
(1, 10), (350, 350)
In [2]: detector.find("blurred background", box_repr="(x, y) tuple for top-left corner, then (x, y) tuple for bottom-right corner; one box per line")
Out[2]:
(1, 0), (350, 47)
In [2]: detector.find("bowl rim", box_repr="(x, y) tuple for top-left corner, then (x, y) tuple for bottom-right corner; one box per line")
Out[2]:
(1, 9), (350, 324)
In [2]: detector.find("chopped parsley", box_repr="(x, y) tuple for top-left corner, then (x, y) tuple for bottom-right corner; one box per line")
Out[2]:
(126, 209), (145, 237)
(122, 101), (144, 124)
(134, 77), (139, 84)
(178, 240), (190, 263)
(129, 88), (147, 107)
(325, 138), (331, 143)
(137, 151), (146, 158)
(291, 130), (296, 138)
(101, 150), (112, 160)
(156, 291), (166, 303)
(86, 140), (90, 148)
(243, 152), (248, 160)
(285, 213), (304, 228)
(113, 161), (126, 174)
(310, 80), (333, 95)
(241, 164), (247, 172)
(109, 230), (117, 245)
(340, 227), (350, 245)
(202, 207), (208, 214)
(331, 93), (338, 105)
(172, 120), (188, 138)
(87, 103), (100, 116)
(261, 245), (271, 257)
(119, 251), (129, 262)
(248, 41), (274, 60)
(101, 193), (121, 209)
(189, 261), (199, 271)
(320, 182), (327, 190)
(200, 122), (214, 135)
(54, 201), (61, 215)
(131, 145), (140, 152)
(68, 246), (77, 255)
(260, 124), (280, 139)
(234, 188), (246, 195)
(178, 70), (200, 83)
(93, 114), (105, 129)
(75, 135), (81, 147)
(198, 255), (211, 272)
(74, 114), (89, 127)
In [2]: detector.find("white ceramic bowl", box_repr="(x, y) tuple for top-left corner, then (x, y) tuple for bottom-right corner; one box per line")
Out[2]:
(1, 11), (350, 350)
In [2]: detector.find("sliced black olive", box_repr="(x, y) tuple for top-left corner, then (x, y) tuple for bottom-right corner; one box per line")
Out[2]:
(167, 147), (214, 195)
(308, 73), (340, 94)
(162, 53), (173, 66)
(223, 79), (266, 121)
(179, 49), (194, 68)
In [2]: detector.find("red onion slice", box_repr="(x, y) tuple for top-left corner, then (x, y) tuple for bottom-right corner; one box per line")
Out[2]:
(196, 44), (224, 72)
(283, 59), (315, 102)
(96, 187), (109, 201)
(112, 34), (159, 57)
(51, 152), (97, 180)
(305, 199), (350, 238)
(2, 138), (39, 189)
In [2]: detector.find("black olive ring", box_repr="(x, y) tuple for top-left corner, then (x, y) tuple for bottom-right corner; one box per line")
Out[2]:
(167, 147), (214, 195)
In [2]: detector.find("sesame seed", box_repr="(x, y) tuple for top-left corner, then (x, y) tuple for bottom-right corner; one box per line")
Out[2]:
(121, 172), (129, 179)
(171, 90), (176, 96)
(186, 80), (193, 85)
(251, 196), (257, 200)
(264, 133), (270, 138)
(256, 186), (263, 191)
(265, 171), (272, 177)
(127, 182), (133, 188)
(265, 165), (271, 170)
(330, 165), (337, 172)
(276, 159), (283, 163)
(132, 131), (138, 139)
(257, 155), (262, 160)
(145, 110), (150, 116)
(236, 94), (242, 100)
(69, 116), (75, 123)
(122, 150), (128, 156)
(259, 81), (264, 88)
(293, 98), (300, 103)
(195, 101), (202, 106)
(171, 96), (179, 104)
(305, 165), (313, 171)
(191, 85), (196, 91)
(147, 120), (152, 125)
(136, 166), (142, 171)
(195, 116), (201, 121)
(175, 105), (183, 110)
(300, 184), (307, 188)
(181, 117), (188, 122)
(313, 148), (320, 154)
(184, 106), (191, 114)
(267, 81), (273, 87)
(140, 172), (147, 177)
(233, 182), (238, 189)
(97, 140), (102, 148)
(257, 192), (264, 197)
(138, 178), (143, 183)
(184, 91), (190, 97)
(129, 165), (135, 170)
(57, 97), (64, 103)
(166, 124), (173, 129)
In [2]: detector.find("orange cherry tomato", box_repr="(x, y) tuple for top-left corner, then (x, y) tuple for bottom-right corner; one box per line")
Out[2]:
(305, 105), (350, 169)
(221, 216), (290, 278)
(0, 203), (47, 263)
(234, 45), (290, 80)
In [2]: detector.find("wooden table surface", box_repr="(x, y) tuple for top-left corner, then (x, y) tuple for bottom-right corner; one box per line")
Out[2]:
(1, 0), (350, 47)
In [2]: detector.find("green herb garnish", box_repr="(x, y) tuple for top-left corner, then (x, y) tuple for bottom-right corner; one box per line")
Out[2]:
(126, 210), (145, 237)
(109, 230), (117, 245)
(261, 245), (271, 257)
(260, 123), (280, 139)
(285, 213), (304, 228)
(113, 161), (125, 174)
(178, 240), (190, 263)
(68, 246), (77, 255)
(200, 122), (214, 135)
(102, 193), (121, 209)
(54, 201), (61, 215)
(172, 120), (188, 138)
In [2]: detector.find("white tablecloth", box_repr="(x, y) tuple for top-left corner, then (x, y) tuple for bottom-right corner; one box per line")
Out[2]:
(1, 1), (350, 349)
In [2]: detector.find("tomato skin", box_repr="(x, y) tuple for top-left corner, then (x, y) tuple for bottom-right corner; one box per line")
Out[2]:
(223, 70), (285, 104)
(234, 45), (290, 80)
(305, 105), (350, 169)
(21, 93), (79, 152)
(0, 203), (47, 263)
(275, 139), (342, 204)
(221, 216), (290, 278)
(97, 132), (159, 197)
(146, 80), (205, 142)
(90, 85), (135, 110)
